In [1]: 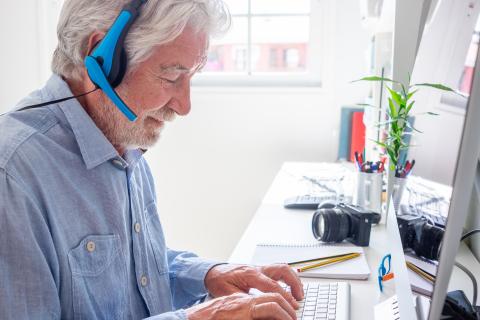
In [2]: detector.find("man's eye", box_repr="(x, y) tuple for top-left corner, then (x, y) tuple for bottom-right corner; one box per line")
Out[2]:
(161, 77), (178, 84)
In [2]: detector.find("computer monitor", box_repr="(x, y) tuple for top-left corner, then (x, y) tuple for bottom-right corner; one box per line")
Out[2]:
(426, 40), (480, 320)
(390, 2), (480, 318)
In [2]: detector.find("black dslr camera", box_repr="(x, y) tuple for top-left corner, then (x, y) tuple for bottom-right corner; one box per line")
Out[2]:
(311, 202), (381, 246)
(397, 214), (444, 261)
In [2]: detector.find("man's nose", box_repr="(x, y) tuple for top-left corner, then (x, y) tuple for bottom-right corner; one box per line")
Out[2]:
(170, 79), (191, 116)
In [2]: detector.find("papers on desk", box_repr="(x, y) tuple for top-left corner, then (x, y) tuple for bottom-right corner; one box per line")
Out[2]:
(251, 243), (370, 280)
(405, 254), (437, 297)
(374, 295), (400, 320)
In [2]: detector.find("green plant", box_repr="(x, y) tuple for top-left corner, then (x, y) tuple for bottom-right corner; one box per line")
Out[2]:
(353, 76), (462, 169)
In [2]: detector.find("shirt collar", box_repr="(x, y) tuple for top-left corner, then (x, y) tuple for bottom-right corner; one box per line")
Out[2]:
(46, 74), (120, 170)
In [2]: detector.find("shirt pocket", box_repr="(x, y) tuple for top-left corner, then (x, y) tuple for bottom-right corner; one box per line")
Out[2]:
(144, 202), (168, 275)
(68, 234), (127, 320)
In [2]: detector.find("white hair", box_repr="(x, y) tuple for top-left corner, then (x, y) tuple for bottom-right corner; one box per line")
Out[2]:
(52, 0), (230, 80)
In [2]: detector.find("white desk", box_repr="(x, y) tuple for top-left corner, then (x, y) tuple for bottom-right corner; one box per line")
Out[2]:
(229, 162), (480, 319)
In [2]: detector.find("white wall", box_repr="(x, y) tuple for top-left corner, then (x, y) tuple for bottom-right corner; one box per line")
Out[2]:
(0, 1), (43, 112)
(0, 0), (371, 261)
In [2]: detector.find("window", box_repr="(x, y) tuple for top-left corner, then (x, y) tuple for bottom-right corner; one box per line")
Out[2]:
(193, 0), (326, 87)
(41, 0), (327, 87)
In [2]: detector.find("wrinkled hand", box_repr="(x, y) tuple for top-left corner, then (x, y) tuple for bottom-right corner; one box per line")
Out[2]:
(204, 264), (304, 308)
(186, 292), (297, 320)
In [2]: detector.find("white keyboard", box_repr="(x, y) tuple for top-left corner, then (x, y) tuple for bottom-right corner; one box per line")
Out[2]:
(282, 282), (350, 320)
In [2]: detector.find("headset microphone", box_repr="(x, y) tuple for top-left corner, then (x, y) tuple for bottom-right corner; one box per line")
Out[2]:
(16, 0), (147, 120)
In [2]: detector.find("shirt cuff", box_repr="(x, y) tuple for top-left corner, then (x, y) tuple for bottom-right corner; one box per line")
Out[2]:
(176, 258), (224, 297)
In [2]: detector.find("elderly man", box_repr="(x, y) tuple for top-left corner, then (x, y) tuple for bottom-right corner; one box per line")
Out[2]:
(0, 0), (304, 319)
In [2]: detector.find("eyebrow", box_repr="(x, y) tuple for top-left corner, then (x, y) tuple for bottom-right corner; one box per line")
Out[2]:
(159, 56), (208, 74)
(159, 63), (191, 73)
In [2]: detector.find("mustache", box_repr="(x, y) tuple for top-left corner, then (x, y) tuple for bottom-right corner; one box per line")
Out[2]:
(148, 107), (176, 122)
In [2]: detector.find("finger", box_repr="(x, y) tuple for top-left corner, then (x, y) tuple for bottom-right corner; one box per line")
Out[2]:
(266, 265), (304, 300)
(253, 293), (297, 320)
(250, 273), (299, 309)
(252, 301), (295, 320)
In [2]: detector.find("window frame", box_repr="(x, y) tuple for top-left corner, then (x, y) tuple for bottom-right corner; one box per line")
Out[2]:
(192, 0), (330, 88)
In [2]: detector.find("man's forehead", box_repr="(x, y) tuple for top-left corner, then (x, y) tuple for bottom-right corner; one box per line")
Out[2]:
(151, 32), (208, 72)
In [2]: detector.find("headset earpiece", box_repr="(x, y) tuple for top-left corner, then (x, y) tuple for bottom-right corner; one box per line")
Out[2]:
(84, 0), (147, 121)
(111, 49), (128, 88)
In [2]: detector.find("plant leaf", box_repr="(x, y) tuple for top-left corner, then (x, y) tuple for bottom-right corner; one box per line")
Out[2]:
(405, 121), (423, 133)
(351, 76), (399, 83)
(401, 84), (408, 99)
(412, 83), (455, 92)
(413, 111), (440, 116)
(371, 140), (387, 149)
(412, 83), (468, 98)
(406, 101), (415, 114)
(388, 98), (397, 118)
(386, 148), (397, 164)
(387, 87), (403, 110)
(407, 89), (418, 100)
(374, 119), (397, 127)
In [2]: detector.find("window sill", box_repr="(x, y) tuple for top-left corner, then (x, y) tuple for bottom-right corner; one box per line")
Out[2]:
(191, 84), (327, 95)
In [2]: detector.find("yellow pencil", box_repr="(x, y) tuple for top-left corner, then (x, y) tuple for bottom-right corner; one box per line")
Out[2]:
(406, 261), (435, 283)
(296, 253), (361, 272)
(288, 252), (358, 266)
(406, 261), (435, 282)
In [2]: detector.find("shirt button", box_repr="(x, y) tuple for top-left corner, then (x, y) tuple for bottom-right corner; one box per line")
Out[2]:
(111, 159), (125, 169)
(134, 223), (141, 233)
(86, 241), (96, 252)
(140, 275), (148, 287)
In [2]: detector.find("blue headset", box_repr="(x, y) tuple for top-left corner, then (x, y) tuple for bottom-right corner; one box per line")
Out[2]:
(84, 0), (148, 121)
(18, 0), (147, 121)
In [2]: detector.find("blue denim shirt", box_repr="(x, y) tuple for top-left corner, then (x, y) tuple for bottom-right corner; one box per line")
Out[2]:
(0, 74), (218, 320)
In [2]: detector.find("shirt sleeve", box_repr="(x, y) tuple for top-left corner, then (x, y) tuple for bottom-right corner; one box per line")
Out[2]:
(166, 248), (222, 310)
(0, 170), (61, 319)
(144, 309), (188, 320)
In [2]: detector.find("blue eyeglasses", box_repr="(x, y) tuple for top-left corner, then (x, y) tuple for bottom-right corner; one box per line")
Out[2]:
(378, 254), (394, 292)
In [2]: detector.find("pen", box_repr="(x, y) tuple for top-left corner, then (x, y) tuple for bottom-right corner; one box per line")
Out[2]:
(296, 253), (361, 272)
(288, 252), (358, 266)
(379, 157), (386, 173)
(354, 152), (361, 171)
(406, 159), (416, 176)
(358, 153), (364, 169)
(404, 161), (411, 175)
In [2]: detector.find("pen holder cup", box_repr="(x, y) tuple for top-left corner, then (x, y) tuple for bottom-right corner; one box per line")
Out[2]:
(353, 172), (383, 215)
(392, 177), (407, 213)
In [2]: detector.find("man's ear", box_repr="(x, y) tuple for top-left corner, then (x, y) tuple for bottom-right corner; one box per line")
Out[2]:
(81, 31), (106, 88)
(86, 31), (106, 56)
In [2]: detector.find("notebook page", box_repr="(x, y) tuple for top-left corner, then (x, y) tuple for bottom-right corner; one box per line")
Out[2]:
(251, 243), (370, 280)
(405, 254), (437, 296)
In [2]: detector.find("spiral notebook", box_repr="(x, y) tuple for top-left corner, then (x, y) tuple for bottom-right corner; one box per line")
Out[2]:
(251, 243), (370, 280)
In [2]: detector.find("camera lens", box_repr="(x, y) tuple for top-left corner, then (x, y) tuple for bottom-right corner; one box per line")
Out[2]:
(413, 223), (444, 260)
(312, 209), (351, 243)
